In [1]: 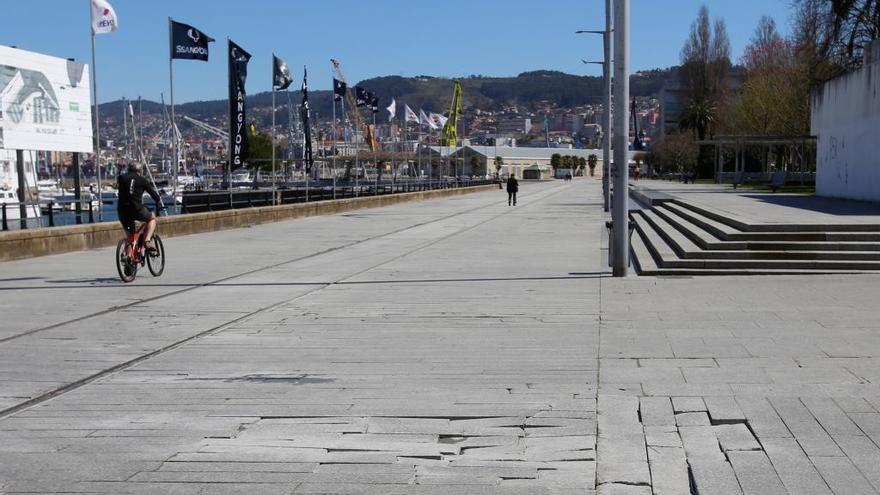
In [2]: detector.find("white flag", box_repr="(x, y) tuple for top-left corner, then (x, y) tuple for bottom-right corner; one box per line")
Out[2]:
(386, 98), (397, 122)
(430, 112), (448, 128)
(404, 104), (419, 124)
(91, 0), (118, 34)
(420, 109), (437, 130)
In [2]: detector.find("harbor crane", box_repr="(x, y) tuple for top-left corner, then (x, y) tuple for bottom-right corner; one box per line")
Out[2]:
(182, 115), (229, 140)
(441, 81), (462, 147)
(331, 58), (377, 180)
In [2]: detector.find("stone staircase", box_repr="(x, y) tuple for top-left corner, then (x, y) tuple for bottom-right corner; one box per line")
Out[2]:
(628, 194), (880, 275)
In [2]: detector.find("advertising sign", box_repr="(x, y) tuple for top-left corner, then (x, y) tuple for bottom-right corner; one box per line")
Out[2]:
(0, 45), (92, 153)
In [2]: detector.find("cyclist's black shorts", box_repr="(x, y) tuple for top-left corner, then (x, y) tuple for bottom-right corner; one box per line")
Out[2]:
(118, 206), (153, 233)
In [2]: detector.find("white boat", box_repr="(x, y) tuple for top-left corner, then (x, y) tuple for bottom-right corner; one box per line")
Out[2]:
(143, 190), (177, 209)
(51, 190), (98, 211)
(98, 187), (118, 206)
(0, 188), (40, 221)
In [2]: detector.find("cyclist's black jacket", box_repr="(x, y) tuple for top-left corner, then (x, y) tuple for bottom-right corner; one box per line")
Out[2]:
(117, 172), (161, 212)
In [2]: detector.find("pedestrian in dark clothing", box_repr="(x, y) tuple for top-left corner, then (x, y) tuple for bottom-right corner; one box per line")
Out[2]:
(506, 175), (519, 206)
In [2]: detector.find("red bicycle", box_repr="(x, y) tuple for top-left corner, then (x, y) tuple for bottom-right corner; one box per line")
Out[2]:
(115, 220), (165, 283)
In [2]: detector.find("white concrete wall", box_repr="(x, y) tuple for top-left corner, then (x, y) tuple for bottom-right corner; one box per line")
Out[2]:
(811, 53), (880, 202)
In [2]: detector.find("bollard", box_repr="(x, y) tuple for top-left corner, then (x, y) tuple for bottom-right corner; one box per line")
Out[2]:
(48, 202), (54, 227)
(88, 203), (94, 223)
(1, 203), (6, 231)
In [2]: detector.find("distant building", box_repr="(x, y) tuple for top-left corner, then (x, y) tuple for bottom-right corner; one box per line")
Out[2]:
(496, 118), (531, 136)
(426, 145), (633, 179)
(660, 79), (688, 135)
(661, 71), (743, 135)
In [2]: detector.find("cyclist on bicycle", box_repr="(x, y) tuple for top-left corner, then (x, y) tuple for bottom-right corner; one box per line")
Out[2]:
(117, 163), (162, 252)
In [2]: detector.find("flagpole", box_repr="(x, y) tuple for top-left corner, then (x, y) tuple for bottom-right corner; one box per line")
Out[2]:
(372, 110), (378, 195)
(341, 96), (347, 194)
(90, 23), (103, 221)
(226, 37), (233, 206)
(332, 88), (337, 199)
(271, 55), (276, 206)
(168, 17), (178, 202)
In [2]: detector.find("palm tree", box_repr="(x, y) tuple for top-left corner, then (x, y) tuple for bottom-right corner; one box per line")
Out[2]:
(494, 156), (504, 179)
(550, 153), (562, 171)
(680, 97), (716, 140)
(469, 156), (481, 177)
(587, 154), (598, 177)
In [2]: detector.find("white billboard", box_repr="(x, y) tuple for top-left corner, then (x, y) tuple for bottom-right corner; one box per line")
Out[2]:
(0, 45), (93, 153)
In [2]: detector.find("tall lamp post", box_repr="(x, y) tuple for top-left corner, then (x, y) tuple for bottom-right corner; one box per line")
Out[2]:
(576, 0), (612, 212)
(611, 0), (630, 276)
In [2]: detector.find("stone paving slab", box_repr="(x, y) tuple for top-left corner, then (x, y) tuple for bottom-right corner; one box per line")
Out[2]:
(4, 178), (880, 493)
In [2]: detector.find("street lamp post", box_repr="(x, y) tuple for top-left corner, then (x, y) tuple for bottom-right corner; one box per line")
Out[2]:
(611, 0), (630, 277)
(576, 0), (612, 212)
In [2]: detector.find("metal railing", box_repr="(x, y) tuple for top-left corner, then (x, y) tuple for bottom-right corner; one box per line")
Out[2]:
(181, 179), (495, 214)
(1, 179), (497, 230)
(1, 198), (97, 231)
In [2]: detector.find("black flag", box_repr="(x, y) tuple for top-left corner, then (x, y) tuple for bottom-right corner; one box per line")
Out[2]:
(333, 78), (346, 102)
(355, 86), (369, 107)
(170, 20), (214, 61)
(370, 94), (379, 114)
(301, 66), (314, 174)
(228, 40), (251, 171)
(273, 55), (293, 90)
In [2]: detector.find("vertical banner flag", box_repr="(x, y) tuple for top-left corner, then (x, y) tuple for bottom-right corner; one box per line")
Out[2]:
(355, 86), (369, 107)
(333, 78), (346, 102)
(228, 40), (251, 171)
(420, 109), (437, 130)
(431, 112), (448, 128)
(370, 95), (379, 114)
(404, 104), (418, 124)
(273, 55), (293, 90)
(91, 0), (118, 34)
(301, 66), (314, 173)
(386, 98), (397, 122)
(171, 20), (214, 60)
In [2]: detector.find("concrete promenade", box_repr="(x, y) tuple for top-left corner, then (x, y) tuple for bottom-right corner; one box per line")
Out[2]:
(2, 179), (880, 494)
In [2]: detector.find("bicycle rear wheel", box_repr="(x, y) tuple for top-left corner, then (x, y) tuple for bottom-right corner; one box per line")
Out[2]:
(147, 235), (165, 277)
(116, 239), (137, 283)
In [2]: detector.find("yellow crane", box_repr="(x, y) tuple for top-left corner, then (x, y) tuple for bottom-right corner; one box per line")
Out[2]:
(441, 80), (462, 147)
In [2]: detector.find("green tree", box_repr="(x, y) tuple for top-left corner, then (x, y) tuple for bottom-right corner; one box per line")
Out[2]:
(679, 97), (717, 140)
(246, 126), (273, 171)
(587, 154), (598, 176)
(494, 156), (504, 179)
(578, 156), (587, 175)
(550, 153), (562, 171)
(469, 155), (482, 177)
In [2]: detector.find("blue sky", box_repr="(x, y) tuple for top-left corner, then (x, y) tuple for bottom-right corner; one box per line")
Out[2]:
(1, 0), (792, 103)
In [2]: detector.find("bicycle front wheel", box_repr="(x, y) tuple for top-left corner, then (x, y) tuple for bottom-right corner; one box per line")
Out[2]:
(147, 235), (165, 277)
(116, 239), (137, 283)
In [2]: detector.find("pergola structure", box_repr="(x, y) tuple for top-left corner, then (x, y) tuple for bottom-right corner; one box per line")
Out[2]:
(697, 135), (817, 184)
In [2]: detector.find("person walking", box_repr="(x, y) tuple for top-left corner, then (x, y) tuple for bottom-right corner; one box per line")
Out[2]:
(506, 174), (519, 206)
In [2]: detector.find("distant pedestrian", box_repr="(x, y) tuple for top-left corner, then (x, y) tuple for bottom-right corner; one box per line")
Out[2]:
(506, 175), (519, 206)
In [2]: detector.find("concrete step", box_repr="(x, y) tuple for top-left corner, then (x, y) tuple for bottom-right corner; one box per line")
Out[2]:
(672, 199), (880, 233)
(630, 212), (880, 273)
(662, 202), (880, 242)
(629, 220), (872, 276)
(639, 209), (880, 261)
